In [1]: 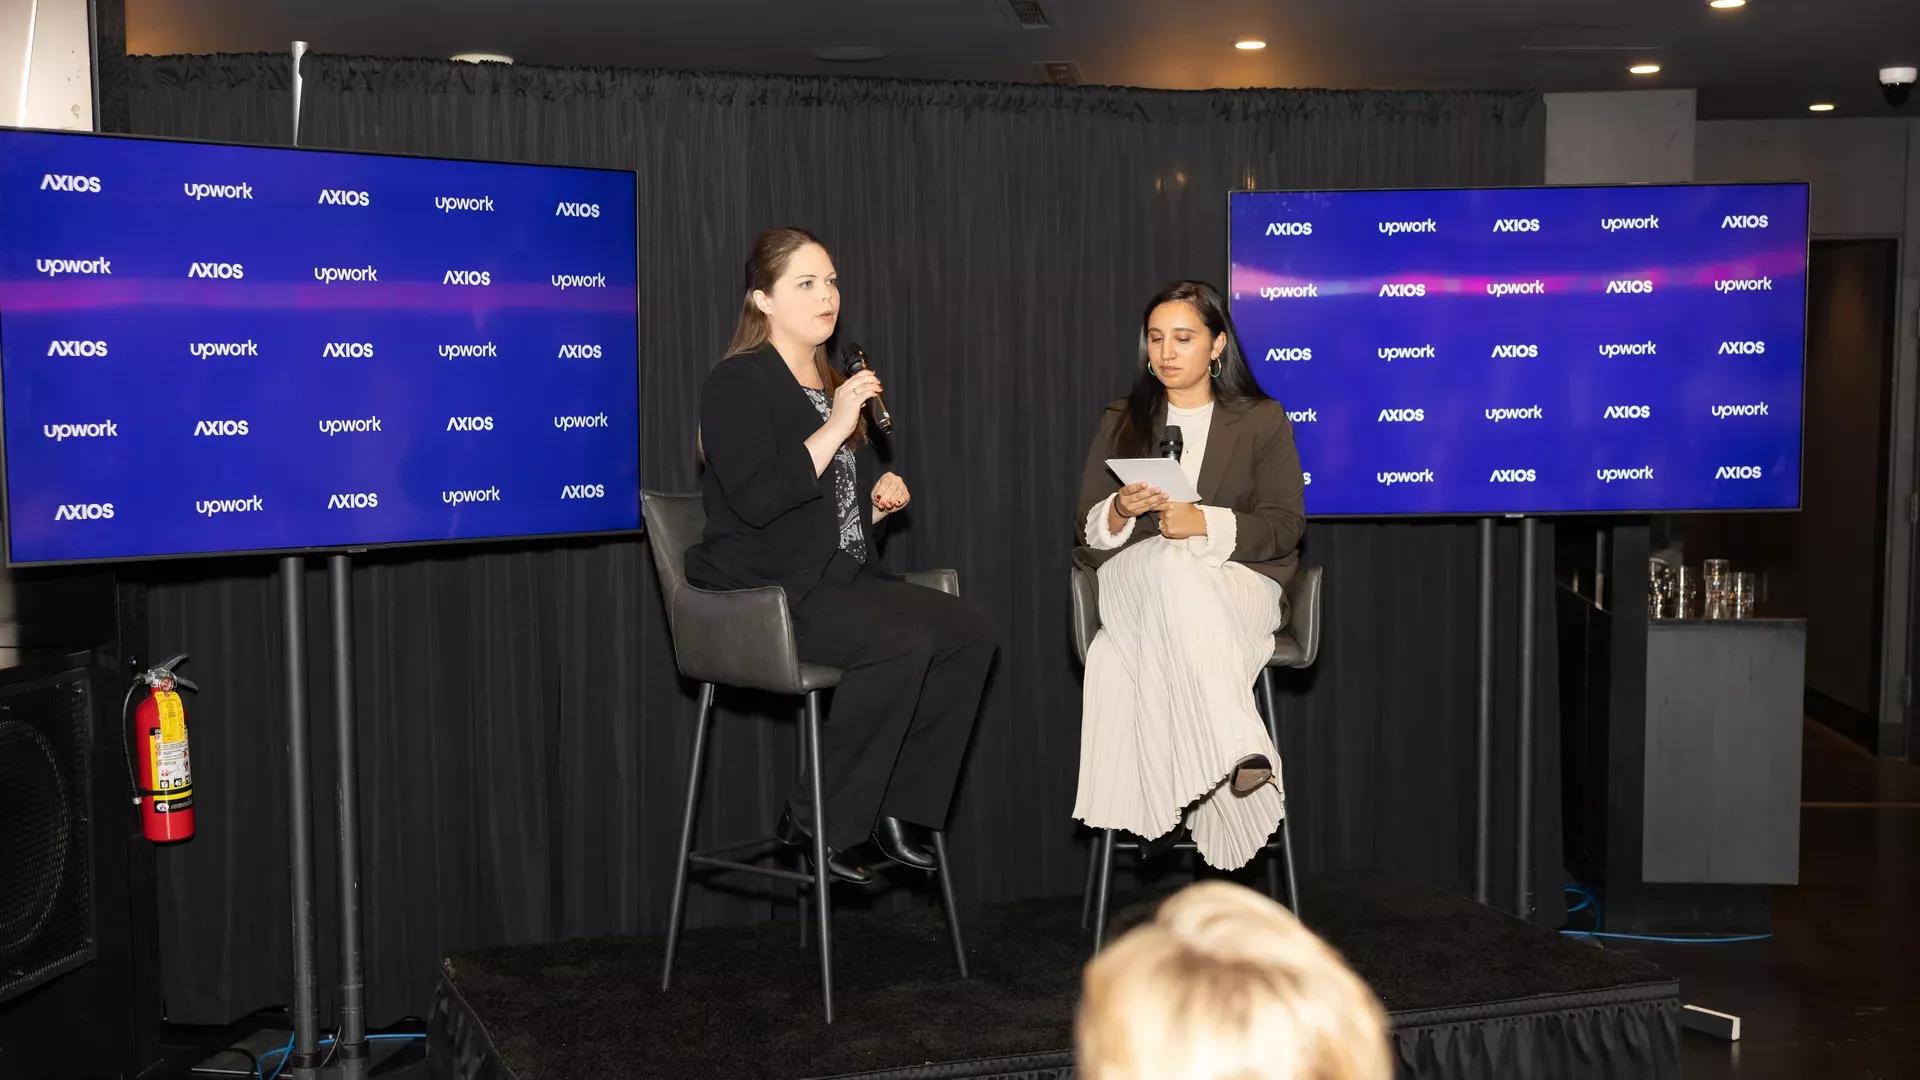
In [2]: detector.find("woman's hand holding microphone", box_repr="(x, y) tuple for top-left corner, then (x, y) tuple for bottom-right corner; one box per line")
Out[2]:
(806, 369), (884, 476)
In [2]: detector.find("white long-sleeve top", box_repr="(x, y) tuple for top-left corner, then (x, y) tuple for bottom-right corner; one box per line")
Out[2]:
(1082, 400), (1239, 565)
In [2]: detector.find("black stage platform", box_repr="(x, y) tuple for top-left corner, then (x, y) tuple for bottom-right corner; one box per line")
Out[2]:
(428, 872), (1678, 1079)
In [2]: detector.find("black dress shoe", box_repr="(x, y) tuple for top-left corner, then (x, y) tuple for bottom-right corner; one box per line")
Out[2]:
(1138, 823), (1190, 861)
(776, 808), (875, 885)
(871, 816), (938, 871)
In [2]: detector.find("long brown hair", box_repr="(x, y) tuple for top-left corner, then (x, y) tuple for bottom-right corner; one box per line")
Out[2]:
(726, 226), (864, 446)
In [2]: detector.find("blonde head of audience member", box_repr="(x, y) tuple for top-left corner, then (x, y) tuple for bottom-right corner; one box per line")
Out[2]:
(1076, 880), (1392, 1080)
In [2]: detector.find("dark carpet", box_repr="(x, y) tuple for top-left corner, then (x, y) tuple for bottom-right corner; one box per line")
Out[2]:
(439, 871), (1672, 1079)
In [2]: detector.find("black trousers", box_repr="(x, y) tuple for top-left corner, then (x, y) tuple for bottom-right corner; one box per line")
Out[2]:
(791, 557), (999, 849)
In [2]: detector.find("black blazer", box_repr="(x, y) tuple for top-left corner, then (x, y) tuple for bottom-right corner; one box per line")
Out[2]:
(685, 343), (887, 598)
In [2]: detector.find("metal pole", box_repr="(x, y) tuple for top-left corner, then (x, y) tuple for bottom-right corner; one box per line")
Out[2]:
(1474, 518), (1493, 905)
(291, 40), (307, 145)
(329, 556), (367, 1067)
(1516, 518), (1539, 919)
(281, 558), (322, 1079)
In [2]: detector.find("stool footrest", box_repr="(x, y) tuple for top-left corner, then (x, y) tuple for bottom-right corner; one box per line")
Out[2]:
(688, 853), (817, 886)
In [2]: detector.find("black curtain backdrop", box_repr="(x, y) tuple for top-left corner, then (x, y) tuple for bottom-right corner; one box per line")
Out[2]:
(124, 53), (1561, 1027)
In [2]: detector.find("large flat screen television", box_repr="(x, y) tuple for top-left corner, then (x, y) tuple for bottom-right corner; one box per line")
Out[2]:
(0, 128), (640, 565)
(1228, 182), (1809, 517)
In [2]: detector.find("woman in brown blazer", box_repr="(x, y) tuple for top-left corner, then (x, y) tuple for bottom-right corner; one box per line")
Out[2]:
(1072, 280), (1306, 869)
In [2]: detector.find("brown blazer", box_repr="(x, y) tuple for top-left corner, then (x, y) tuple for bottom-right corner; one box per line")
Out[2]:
(1074, 397), (1306, 586)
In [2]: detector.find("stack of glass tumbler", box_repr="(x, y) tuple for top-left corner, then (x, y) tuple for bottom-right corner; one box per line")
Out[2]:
(1648, 558), (1756, 620)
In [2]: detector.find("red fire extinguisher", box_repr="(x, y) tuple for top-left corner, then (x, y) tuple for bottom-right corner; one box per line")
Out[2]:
(127, 654), (197, 843)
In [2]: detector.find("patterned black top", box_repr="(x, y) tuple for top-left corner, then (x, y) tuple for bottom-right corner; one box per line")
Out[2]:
(801, 387), (868, 563)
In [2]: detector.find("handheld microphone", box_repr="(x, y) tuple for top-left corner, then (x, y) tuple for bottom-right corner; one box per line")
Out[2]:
(841, 342), (894, 435)
(1158, 425), (1184, 462)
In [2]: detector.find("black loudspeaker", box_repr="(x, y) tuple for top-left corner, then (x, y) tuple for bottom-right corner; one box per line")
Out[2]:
(0, 666), (98, 1003)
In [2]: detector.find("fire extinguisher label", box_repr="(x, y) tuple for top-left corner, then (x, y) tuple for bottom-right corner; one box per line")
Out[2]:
(155, 689), (187, 742)
(149, 689), (192, 807)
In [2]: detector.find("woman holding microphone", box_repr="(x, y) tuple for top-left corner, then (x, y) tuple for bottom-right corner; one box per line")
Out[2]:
(1072, 280), (1306, 870)
(687, 227), (999, 884)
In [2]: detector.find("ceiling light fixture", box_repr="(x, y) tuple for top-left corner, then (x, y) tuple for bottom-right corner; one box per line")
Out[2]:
(1235, 40), (1267, 51)
(1628, 63), (1661, 75)
(450, 52), (513, 64)
(1808, 102), (1836, 112)
(1708, 1), (1747, 10)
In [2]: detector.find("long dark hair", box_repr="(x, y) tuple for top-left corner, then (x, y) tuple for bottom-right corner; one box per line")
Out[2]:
(724, 226), (864, 447)
(1114, 280), (1269, 457)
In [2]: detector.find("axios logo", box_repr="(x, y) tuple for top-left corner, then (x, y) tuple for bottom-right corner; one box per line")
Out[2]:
(1603, 404), (1651, 420)
(553, 413), (611, 431)
(1605, 279), (1654, 294)
(191, 340), (258, 358)
(561, 484), (607, 500)
(195, 496), (264, 518)
(1285, 408), (1318, 424)
(318, 189), (370, 207)
(1484, 406), (1543, 423)
(1377, 345), (1435, 361)
(327, 492), (379, 510)
(192, 419), (249, 436)
(1721, 214), (1769, 229)
(443, 270), (491, 286)
(1598, 341), (1657, 358)
(1378, 219), (1438, 235)
(1596, 467), (1655, 483)
(1265, 221), (1313, 236)
(317, 417), (382, 436)
(323, 342), (374, 358)
(1492, 218), (1540, 232)
(40, 174), (101, 193)
(1376, 469), (1436, 486)
(1712, 402), (1770, 419)
(1491, 344), (1538, 358)
(552, 272), (608, 290)
(188, 261), (245, 279)
(442, 487), (503, 506)
(435, 195), (495, 212)
(42, 420), (118, 441)
(1718, 340), (1765, 355)
(1377, 408), (1425, 423)
(54, 502), (114, 521)
(555, 201), (601, 218)
(1490, 468), (1537, 483)
(1265, 347), (1312, 362)
(312, 265), (378, 284)
(1715, 465), (1764, 480)
(1486, 280), (1545, 297)
(183, 182), (254, 200)
(1261, 284), (1318, 299)
(1601, 216), (1659, 231)
(47, 340), (107, 357)
(1715, 277), (1773, 293)
(557, 344), (603, 359)
(438, 342), (498, 359)
(1378, 282), (1427, 298)
(446, 416), (495, 432)
(35, 257), (110, 277)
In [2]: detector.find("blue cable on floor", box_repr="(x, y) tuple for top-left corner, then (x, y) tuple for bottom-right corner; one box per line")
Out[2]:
(1558, 883), (1770, 945)
(257, 1033), (426, 1079)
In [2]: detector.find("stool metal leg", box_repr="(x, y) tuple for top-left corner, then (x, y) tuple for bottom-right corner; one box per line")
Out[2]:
(1280, 804), (1301, 918)
(796, 722), (810, 950)
(803, 690), (834, 1023)
(1091, 828), (1117, 953)
(1080, 832), (1100, 929)
(1257, 667), (1302, 918)
(660, 682), (715, 991)
(932, 831), (969, 978)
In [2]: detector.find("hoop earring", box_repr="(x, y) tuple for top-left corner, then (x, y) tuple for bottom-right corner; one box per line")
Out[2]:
(1210, 357), (1222, 379)
(1147, 359), (1156, 376)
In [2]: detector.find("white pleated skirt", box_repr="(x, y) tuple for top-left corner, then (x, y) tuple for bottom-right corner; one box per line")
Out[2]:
(1072, 536), (1288, 870)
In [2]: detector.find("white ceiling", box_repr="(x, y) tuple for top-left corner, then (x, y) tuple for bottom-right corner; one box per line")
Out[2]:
(127, 0), (1920, 119)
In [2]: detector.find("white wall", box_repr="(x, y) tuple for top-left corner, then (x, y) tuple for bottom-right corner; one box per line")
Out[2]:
(0, 0), (93, 129)
(1545, 90), (1696, 184)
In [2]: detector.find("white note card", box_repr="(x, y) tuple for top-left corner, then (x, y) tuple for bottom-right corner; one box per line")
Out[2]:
(1105, 458), (1201, 503)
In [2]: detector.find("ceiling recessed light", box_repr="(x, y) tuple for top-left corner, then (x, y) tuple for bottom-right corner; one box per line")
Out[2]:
(450, 52), (513, 64)
(1808, 102), (1836, 112)
(1235, 40), (1267, 51)
(1708, 1), (1746, 9)
(1628, 63), (1662, 75)
(809, 46), (888, 63)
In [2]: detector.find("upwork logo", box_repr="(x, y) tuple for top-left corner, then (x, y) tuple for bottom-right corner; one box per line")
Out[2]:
(1302, 472), (1312, 486)
(553, 413), (611, 431)
(54, 502), (113, 521)
(555, 201), (601, 218)
(1261, 284), (1318, 299)
(196, 496), (264, 517)
(1265, 221), (1313, 236)
(1603, 405), (1651, 420)
(1598, 341), (1657, 358)
(1378, 219), (1438, 235)
(438, 342), (498, 359)
(40, 174), (100, 193)
(1596, 467), (1655, 482)
(1491, 344), (1538, 359)
(313, 265), (378, 284)
(1486, 280), (1545, 297)
(1490, 469), (1537, 483)
(1484, 406), (1543, 423)
(42, 421), (118, 441)
(561, 484), (607, 500)
(1712, 403), (1770, 419)
(183, 181), (254, 200)
(1721, 214), (1769, 229)
(1265, 347), (1312, 362)
(1492, 218), (1540, 232)
(1378, 282), (1427, 298)
(318, 189), (371, 206)
(551, 272), (608, 290)
(327, 493), (380, 510)
(1605, 279), (1653, 294)
(188, 261), (245, 279)
(191, 340), (259, 359)
(1285, 408), (1318, 424)
(443, 270), (491, 286)
(47, 340), (108, 357)
(1601, 216), (1659, 231)
(1377, 345), (1435, 362)
(1715, 277), (1773, 293)
(442, 487), (502, 506)
(1715, 465), (1764, 479)
(317, 417), (382, 436)
(446, 416), (495, 432)
(1377, 470), (1436, 485)
(1718, 340), (1766, 355)
(323, 342), (374, 359)
(192, 419), (249, 436)
(1377, 408), (1425, 422)
(435, 195), (495, 212)
(557, 344), (603, 359)
(35, 257), (110, 277)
